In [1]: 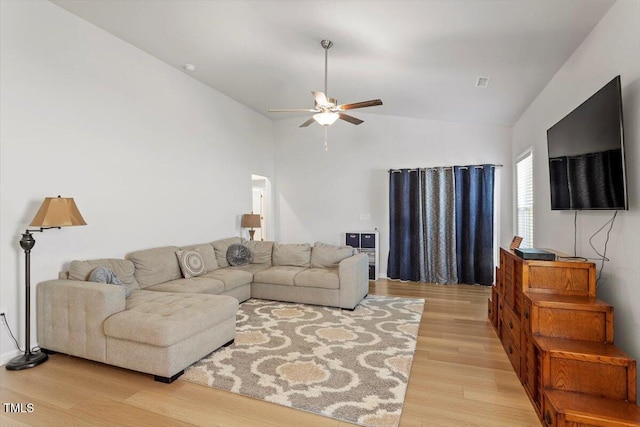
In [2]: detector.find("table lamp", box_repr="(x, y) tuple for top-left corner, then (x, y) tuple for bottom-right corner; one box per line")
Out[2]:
(241, 213), (261, 241)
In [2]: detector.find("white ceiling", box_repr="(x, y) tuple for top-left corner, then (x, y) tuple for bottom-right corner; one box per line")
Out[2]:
(51, 0), (616, 127)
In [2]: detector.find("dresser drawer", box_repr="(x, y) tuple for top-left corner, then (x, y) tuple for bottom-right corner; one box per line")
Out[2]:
(543, 389), (640, 427)
(525, 261), (596, 297)
(501, 328), (521, 376)
(525, 293), (614, 344)
(537, 337), (637, 402)
(501, 304), (521, 350)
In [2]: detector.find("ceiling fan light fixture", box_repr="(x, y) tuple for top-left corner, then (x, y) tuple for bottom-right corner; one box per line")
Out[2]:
(313, 112), (339, 126)
(269, 39), (382, 133)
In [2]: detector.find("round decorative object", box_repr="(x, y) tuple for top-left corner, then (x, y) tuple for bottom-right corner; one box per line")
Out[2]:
(176, 249), (205, 278)
(89, 267), (131, 297)
(89, 267), (122, 285)
(227, 244), (253, 266)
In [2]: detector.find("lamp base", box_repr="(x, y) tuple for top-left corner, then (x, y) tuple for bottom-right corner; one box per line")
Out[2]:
(5, 350), (48, 371)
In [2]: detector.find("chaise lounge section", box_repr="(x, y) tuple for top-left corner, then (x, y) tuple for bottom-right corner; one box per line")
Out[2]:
(37, 265), (238, 383)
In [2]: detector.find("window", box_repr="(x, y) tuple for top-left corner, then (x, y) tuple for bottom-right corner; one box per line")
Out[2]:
(516, 150), (533, 248)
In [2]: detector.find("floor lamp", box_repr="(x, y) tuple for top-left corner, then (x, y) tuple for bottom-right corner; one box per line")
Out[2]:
(5, 196), (86, 371)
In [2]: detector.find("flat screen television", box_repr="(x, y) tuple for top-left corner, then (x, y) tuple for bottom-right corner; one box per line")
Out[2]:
(547, 75), (628, 210)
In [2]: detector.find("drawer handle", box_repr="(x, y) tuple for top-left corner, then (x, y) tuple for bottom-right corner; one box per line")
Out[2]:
(544, 410), (552, 425)
(524, 310), (529, 319)
(509, 320), (514, 329)
(508, 345), (513, 354)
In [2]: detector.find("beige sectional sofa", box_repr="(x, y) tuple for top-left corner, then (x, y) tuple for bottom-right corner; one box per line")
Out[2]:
(36, 237), (368, 382)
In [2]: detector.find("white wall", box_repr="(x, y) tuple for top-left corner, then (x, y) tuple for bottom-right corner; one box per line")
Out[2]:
(273, 112), (513, 277)
(512, 0), (640, 402)
(0, 1), (274, 363)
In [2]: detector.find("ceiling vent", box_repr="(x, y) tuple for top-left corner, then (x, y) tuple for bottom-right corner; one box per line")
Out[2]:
(475, 76), (490, 88)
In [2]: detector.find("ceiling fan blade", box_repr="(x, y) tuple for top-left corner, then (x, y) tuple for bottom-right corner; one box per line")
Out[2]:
(337, 99), (383, 111)
(312, 91), (329, 106)
(339, 113), (363, 125)
(269, 108), (318, 113)
(299, 117), (316, 127)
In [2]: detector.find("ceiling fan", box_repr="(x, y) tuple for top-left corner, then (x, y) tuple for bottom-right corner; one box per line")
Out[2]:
(269, 40), (383, 128)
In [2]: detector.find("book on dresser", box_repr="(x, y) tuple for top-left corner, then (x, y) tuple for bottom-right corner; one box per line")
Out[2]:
(488, 247), (640, 426)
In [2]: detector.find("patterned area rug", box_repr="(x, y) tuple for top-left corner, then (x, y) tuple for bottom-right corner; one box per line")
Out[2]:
(181, 296), (424, 427)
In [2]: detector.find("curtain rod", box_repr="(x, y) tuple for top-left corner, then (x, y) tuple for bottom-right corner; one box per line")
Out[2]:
(389, 164), (503, 173)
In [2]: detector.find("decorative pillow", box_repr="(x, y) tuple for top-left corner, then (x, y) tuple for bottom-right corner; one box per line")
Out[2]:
(226, 244), (253, 266)
(180, 243), (219, 272)
(311, 242), (355, 268)
(89, 267), (131, 297)
(175, 249), (206, 278)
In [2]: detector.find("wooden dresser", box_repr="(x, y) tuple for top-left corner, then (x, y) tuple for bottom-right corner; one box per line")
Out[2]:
(489, 247), (640, 426)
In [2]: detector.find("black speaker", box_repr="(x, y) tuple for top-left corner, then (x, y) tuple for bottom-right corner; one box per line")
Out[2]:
(514, 248), (556, 261)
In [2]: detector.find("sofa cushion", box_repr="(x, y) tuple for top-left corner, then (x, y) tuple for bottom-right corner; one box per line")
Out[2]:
(144, 277), (224, 295)
(175, 249), (206, 278)
(211, 237), (241, 268)
(273, 243), (311, 267)
(253, 266), (307, 286)
(243, 240), (274, 264)
(68, 258), (139, 292)
(311, 242), (355, 268)
(294, 268), (340, 289)
(127, 246), (181, 288)
(201, 268), (253, 291)
(179, 243), (218, 272)
(104, 292), (238, 347)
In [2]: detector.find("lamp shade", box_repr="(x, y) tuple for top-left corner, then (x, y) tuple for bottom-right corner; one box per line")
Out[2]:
(30, 196), (87, 227)
(241, 214), (261, 228)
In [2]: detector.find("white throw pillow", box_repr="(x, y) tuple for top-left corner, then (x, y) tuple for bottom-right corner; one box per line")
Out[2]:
(176, 249), (206, 278)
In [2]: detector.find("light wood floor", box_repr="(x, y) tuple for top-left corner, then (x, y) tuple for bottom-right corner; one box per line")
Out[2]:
(0, 280), (541, 426)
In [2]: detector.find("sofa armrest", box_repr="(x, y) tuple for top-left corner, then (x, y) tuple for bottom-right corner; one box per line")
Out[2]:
(338, 253), (369, 309)
(36, 279), (126, 363)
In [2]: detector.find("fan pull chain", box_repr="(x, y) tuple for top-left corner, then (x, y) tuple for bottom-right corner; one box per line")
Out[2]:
(324, 126), (329, 151)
